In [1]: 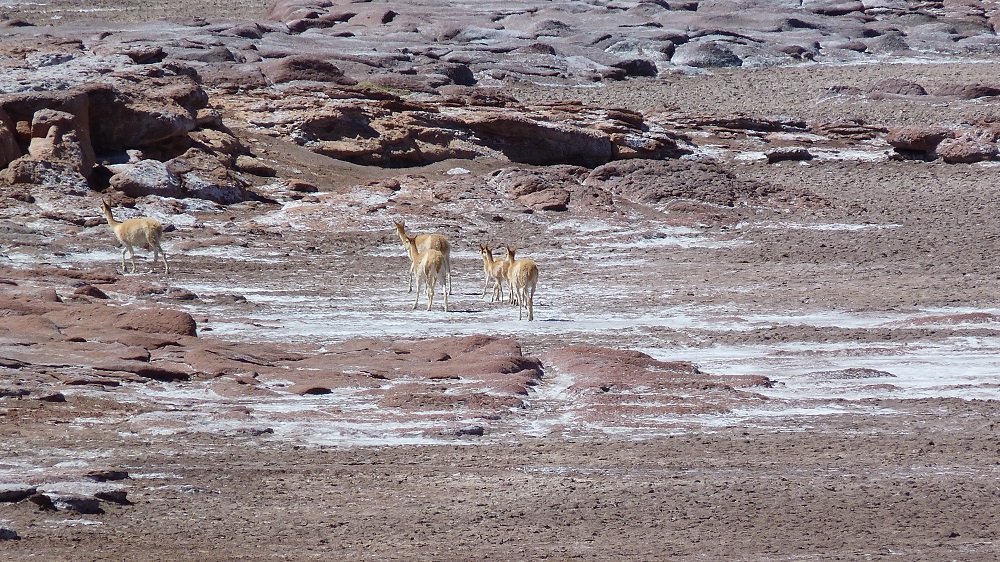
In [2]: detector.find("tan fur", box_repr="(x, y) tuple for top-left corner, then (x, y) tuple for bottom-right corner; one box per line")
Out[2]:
(479, 244), (509, 303)
(504, 247), (538, 321)
(403, 234), (448, 312)
(395, 221), (452, 294)
(100, 199), (169, 274)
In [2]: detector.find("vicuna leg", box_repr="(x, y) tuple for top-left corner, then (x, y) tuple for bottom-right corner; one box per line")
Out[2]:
(122, 244), (136, 273)
(445, 255), (452, 295)
(441, 268), (449, 312)
(158, 244), (169, 274)
(526, 285), (535, 321)
(425, 274), (435, 311)
(147, 233), (169, 274)
(412, 275), (422, 310)
(492, 278), (503, 303)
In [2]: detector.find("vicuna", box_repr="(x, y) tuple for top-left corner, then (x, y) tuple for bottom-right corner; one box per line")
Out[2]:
(479, 243), (509, 303)
(99, 199), (169, 274)
(403, 234), (448, 312)
(504, 247), (538, 321)
(395, 221), (452, 294)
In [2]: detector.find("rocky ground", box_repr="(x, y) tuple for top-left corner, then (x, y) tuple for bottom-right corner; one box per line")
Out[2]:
(2, 1), (1000, 560)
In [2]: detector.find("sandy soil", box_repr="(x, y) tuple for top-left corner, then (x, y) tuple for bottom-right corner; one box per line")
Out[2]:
(2, 2), (1000, 561)
(3, 399), (999, 561)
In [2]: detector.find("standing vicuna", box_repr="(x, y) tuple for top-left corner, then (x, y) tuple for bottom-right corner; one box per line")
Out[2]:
(479, 244), (509, 303)
(504, 247), (538, 321)
(99, 199), (169, 274)
(403, 234), (448, 312)
(395, 221), (452, 295)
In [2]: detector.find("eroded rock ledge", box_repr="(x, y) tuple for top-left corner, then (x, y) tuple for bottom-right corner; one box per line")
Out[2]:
(0, 0), (998, 213)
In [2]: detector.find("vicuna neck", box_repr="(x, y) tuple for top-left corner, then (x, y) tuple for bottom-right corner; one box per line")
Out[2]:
(102, 206), (121, 228)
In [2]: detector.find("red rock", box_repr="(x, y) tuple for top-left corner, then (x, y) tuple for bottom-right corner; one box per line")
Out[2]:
(73, 285), (109, 299)
(936, 134), (998, 163)
(765, 146), (813, 163)
(866, 78), (928, 96)
(260, 56), (357, 85)
(885, 126), (954, 152)
(113, 308), (197, 337)
(933, 84), (1000, 99)
(518, 188), (570, 211)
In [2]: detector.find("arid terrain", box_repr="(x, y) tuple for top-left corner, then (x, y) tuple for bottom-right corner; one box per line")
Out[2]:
(2, 1), (1000, 560)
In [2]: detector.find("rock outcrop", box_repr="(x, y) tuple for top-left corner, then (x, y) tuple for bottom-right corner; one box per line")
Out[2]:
(0, 0), (997, 192)
(540, 345), (773, 427)
(0, 46), (251, 203)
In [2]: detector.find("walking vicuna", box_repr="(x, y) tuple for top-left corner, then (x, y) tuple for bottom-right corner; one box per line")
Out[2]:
(504, 247), (538, 321)
(479, 244), (509, 303)
(99, 199), (169, 274)
(402, 234), (448, 312)
(395, 221), (452, 294)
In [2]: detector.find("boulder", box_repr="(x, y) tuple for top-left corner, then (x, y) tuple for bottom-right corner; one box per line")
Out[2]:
(488, 165), (587, 199)
(0, 91), (94, 187)
(27, 109), (91, 175)
(437, 62), (476, 86)
(189, 128), (242, 158)
(0, 527), (19, 541)
(671, 41), (743, 68)
(235, 155), (277, 177)
(181, 171), (249, 204)
(169, 147), (251, 203)
(936, 134), (999, 163)
(109, 159), (184, 198)
(73, 285), (110, 299)
(114, 45), (166, 64)
(518, 188), (571, 211)
(0, 89), (93, 155)
(260, 56), (358, 85)
(612, 58), (658, 77)
(166, 45), (238, 64)
(885, 126), (954, 153)
(866, 78), (928, 96)
(804, 1), (864, 16)
(114, 308), (198, 337)
(46, 493), (104, 514)
(933, 84), (1000, 99)
(865, 32), (911, 54)
(765, 146), (813, 163)
(0, 158), (90, 192)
